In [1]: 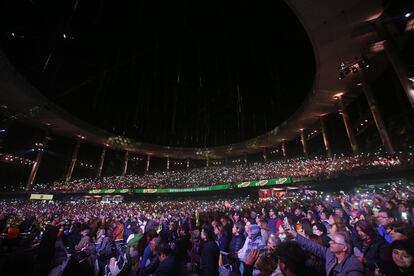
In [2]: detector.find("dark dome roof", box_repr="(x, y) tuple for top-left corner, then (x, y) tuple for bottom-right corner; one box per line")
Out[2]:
(0, 0), (315, 148)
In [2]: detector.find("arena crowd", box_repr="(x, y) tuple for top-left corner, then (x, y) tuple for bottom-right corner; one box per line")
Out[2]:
(31, 151), (408, 193)
(1, 181), (414, 275)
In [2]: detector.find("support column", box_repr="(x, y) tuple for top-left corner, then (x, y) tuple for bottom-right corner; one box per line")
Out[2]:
(360, 70), (395, 153)
(338, 96), (358, 153)
(26, 135), (49, 190)
(186, 159), (190, 169)
(320, 116), (332, 157)
(66, 139), (81, 182)
(166, 157), (170, 170)
(375, 21), (414, 109)
(244, 154), (247, 164)
(96, 145), (107, 178)
(300, 129), (309, 158)
(146, 155), (151, 172)
(281, 140), (287, 158)
(122, 151), (129, 176)
(263, 149), (267, 161)
(206, 159), (209, 167)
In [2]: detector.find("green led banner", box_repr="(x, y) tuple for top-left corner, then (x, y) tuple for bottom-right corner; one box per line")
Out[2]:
(89, 188), (131, 194)
(236, 177), (292, 188)
(135, 184), (230, 194)
(88, 178), (292, 194)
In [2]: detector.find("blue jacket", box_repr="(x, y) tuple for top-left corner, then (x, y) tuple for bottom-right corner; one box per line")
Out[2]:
(377, 225), (392, 244)
(296, 234), (365, 276)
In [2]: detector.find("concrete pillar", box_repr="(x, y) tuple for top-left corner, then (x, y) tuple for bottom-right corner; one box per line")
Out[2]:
(206, 159), (209, 167)
(263, 149), (267, 161)
(96, 145), (107, 178)
(375, 21), (414, 109)
(281, 140), (287, 158)
(320, 116), (332, 157)
(244, 154), (247, 164)
(360, 70), (395, 153)
(122, 151), (129, 176)
(145, 155), (151, 172)
(26, 136), (49, 190)
(338, 96), (358, 153)
(300, 129), (309, 158)
(65, 139), (81, 182)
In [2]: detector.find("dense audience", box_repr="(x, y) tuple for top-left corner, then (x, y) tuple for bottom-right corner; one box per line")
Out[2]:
(1, 182), (414, 275)
(31, 151), (410, 192)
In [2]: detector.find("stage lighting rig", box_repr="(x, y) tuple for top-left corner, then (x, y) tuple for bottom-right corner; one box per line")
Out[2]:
(338, 55), (371, 80)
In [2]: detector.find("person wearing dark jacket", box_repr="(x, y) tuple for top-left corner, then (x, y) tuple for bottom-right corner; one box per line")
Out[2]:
(229, 222), (246, 253)
(200, 224), (220, 276)
(355, 220), (391, 276)
(377, 239), (414, 276)
(34, 220), (59, 276)
(154, 242), (179, 276)
(292, 229), (365, 276)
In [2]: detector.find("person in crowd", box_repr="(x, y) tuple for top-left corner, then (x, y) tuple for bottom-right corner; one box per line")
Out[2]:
(96, 228), (114, 273)
(34, 216), (59, 275)
(307, 210), (318, 225)
(354, 220), (391, 275)
(233, 211), (242, 224)
(397, 202), (413, 223)
(214, 223), (229, 254)
(238, 224), (265, 263)
(292, 207), (304, 224)
(312, 222), (331, 247)
(389, 222), (414, 241)
(249, 211), (257, 224)
(266, 234), (281, 256)
(329, 214), (347, 236)
(308, 234), (326, 274)
(319, 210), (331, 232)
(299, 218), (313, 238)
(267, 207), (282, 235)
(138, 237), (159, 275)
(140, 229), (159, 274)
(154, 242), (179, 275)
(174, 224), (190, 267)
(200, 224), (220, 276)
(220, 216), (233, 240)
(377, 239), (414, 275)
(126, 226), (142, 264)
(243, 249), (278, 276)
(113, 218), (124, 257)
(376, 209), (395, 244)
(75, 228), (91, 251)
(258, 218), (270, 245)
(276, 241), (310, 276)
(229, 221), (246, 254)
(291, 228), (365, 275)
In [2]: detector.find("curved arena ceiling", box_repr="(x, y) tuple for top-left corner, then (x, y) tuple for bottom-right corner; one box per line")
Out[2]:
(0, 0), (383, 159)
